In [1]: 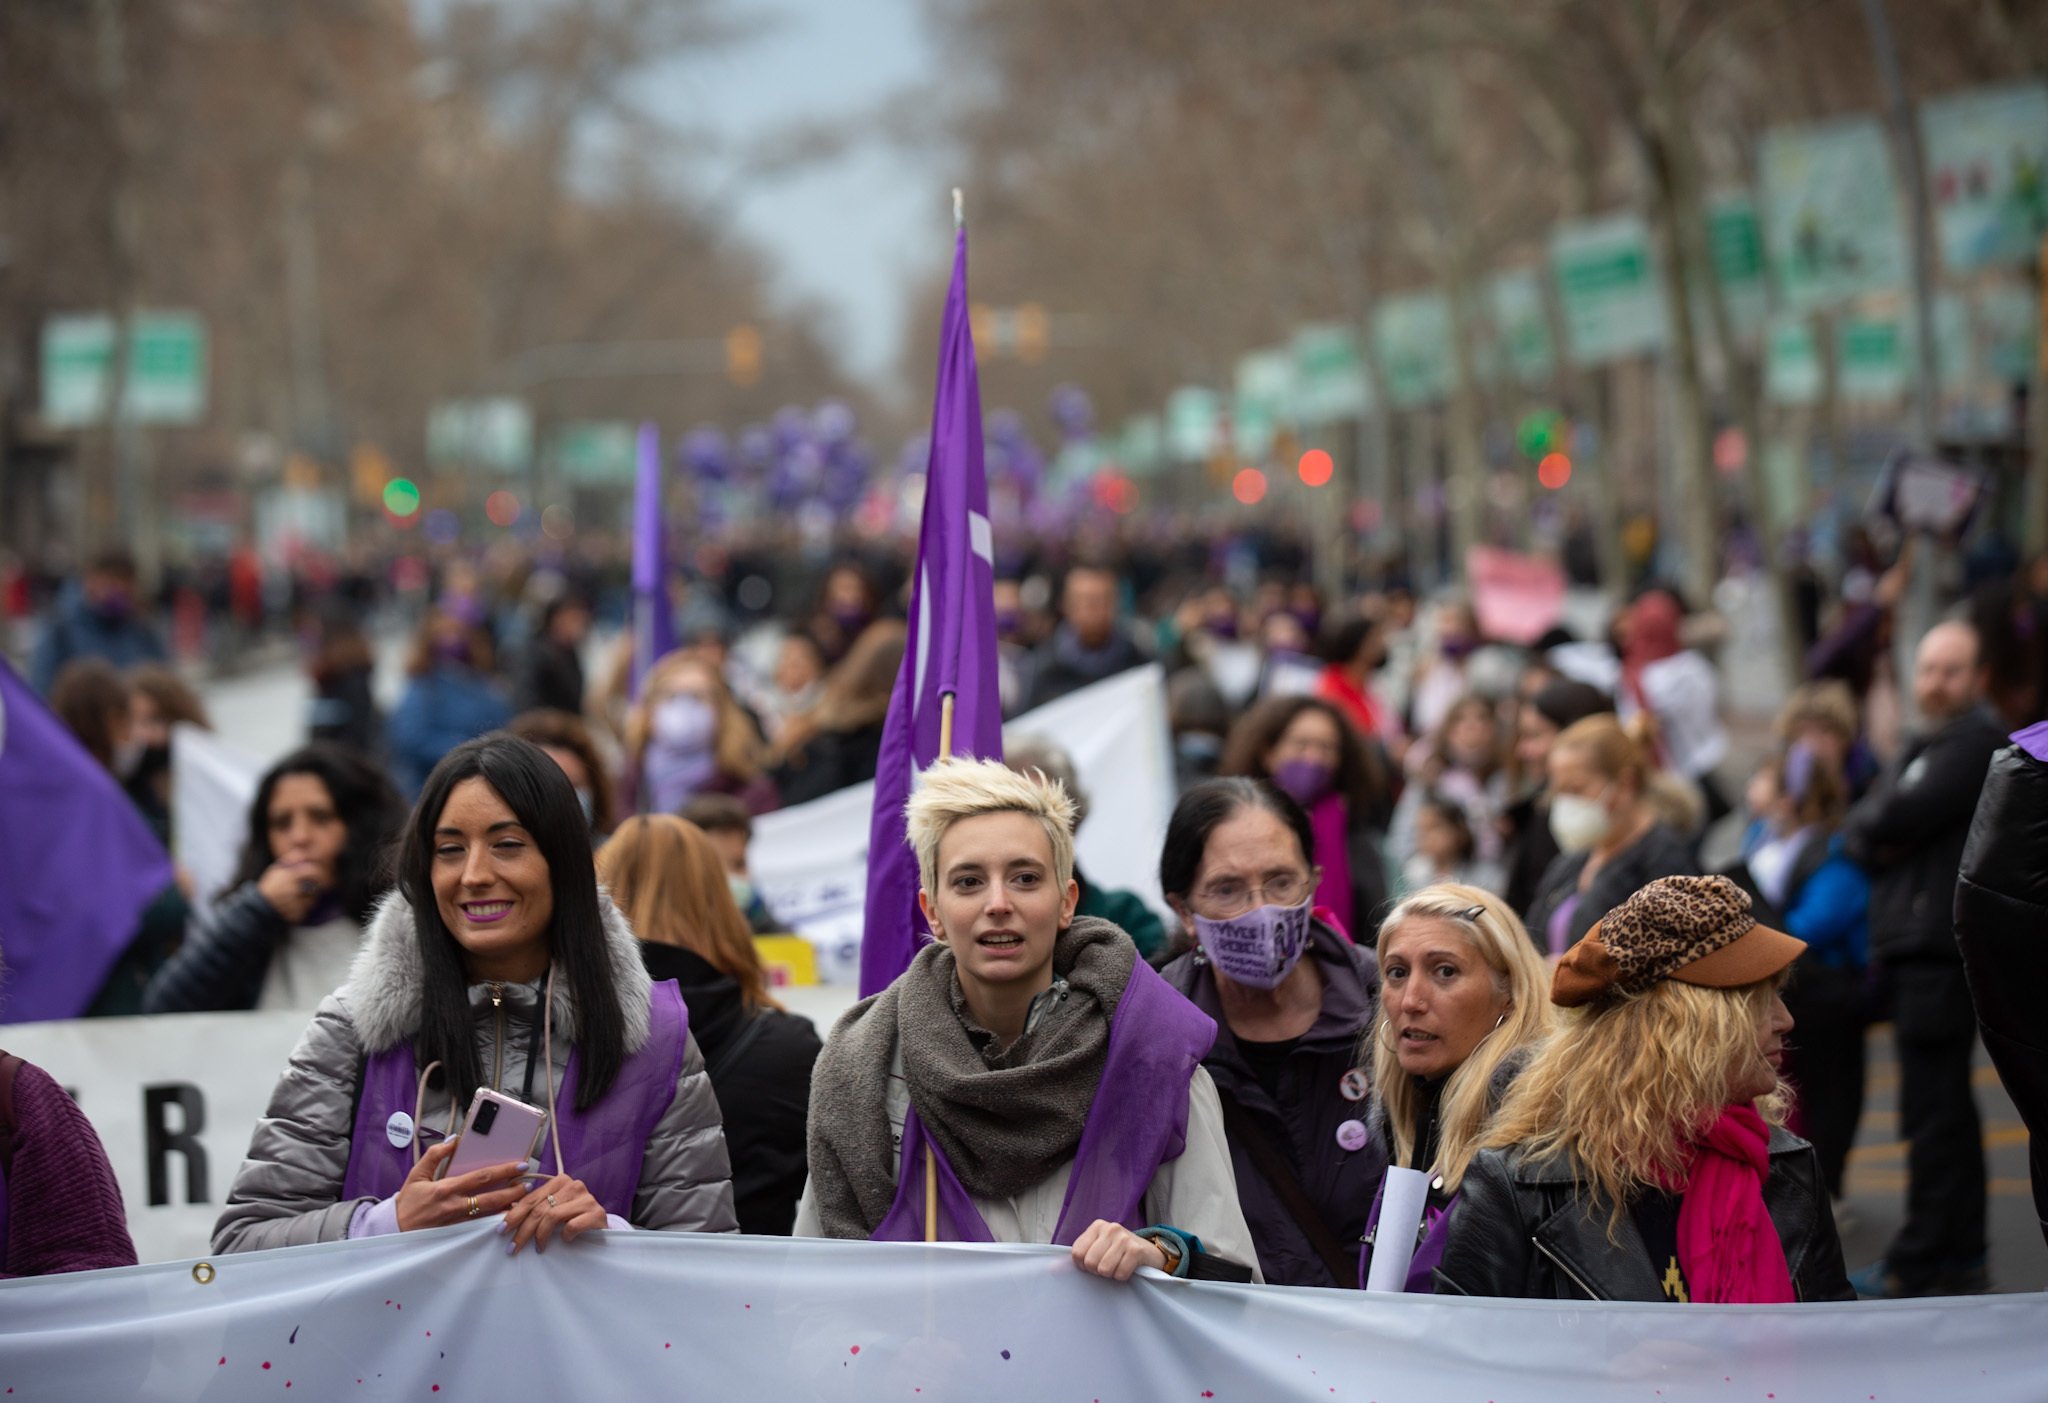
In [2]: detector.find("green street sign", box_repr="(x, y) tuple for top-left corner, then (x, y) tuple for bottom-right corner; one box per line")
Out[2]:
(1838, 316), (1905, 402)
(1165, 385), (1222, 461)
(553, 421), (635, 484)
(1549, 214), (1666, 364)
(1372, 292), (1454, 408)
(1700, 192), (1770, 335)
(1765, 319), (1822, 406)
(1233, 348), (1297, 458)
(1118, 415), (1164, 476)
(429, 398), (534, 473)
(1760, 116), (1906, 310)
(41, 311), (208, 427)
(1289, 324), (1372, 423)
(1489, 271), (1555, 385)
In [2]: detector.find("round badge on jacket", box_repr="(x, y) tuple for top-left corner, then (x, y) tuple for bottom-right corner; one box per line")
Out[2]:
(1339, 1068), (1369, 1102)
(385, 1111), (415, 1150)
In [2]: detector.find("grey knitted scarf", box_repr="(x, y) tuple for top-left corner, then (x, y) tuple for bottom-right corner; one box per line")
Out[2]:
(805, 917), (1136, 1239)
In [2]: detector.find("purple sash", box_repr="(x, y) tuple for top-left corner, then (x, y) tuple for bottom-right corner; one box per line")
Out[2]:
(341, 980), (688, 1219)
(871, 958), (1217, 1245)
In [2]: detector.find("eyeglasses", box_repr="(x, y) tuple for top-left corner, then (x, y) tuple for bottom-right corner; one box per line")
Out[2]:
(1193, 873), (1315, 918)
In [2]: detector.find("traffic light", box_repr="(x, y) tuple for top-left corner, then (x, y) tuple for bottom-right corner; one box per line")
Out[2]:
(725, 324), (762, 388)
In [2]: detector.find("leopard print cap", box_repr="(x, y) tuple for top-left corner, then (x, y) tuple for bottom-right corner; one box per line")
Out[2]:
(1552, 875), (1761, 1006)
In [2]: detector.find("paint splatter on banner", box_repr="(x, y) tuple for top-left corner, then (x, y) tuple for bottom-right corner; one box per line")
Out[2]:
(0, 1228), (2042, 1400)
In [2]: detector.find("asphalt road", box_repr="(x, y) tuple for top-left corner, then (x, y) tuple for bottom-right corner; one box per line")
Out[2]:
(198, 649), (2042, 1293)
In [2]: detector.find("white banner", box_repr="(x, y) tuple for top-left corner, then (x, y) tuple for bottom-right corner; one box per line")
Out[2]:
(3, 1229), (2044, 1401)
(2, 1011), (308, 1264)
(171, 721), (264, 924)
(750, 664), (1178, 984)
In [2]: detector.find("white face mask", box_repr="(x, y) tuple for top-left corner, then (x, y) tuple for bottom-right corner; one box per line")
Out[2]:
(1548, 791), (1613, 854)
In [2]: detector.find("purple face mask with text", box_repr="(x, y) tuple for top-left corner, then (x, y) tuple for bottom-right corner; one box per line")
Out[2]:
(1195, 898), (1314, 990)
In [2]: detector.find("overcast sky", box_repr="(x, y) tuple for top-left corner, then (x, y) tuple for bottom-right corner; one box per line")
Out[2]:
(634, 0), (950, 398)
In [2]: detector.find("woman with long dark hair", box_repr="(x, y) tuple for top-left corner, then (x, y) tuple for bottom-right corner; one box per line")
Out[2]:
(145, 743), (406, 1013)
(214, 735), (735, 1254)
(1220, 695), (1393, 937)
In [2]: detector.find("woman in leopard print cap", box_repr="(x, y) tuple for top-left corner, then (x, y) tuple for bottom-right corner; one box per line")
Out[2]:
(1433, 875), (1854, 1302)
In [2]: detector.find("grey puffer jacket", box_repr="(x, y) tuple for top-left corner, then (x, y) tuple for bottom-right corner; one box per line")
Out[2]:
(213, 892), (737, 1253)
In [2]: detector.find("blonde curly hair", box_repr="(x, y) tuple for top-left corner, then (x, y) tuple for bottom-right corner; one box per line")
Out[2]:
(1479, 976), (1789, 1233)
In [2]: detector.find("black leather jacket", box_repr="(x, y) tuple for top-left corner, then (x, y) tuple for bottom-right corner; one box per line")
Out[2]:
(1955, 741), (2048, 1245)
(1434, 1126), (1853, 1301)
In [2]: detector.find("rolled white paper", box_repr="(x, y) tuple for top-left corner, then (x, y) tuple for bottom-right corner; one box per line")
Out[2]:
(1364, 1165), (1432, 1293)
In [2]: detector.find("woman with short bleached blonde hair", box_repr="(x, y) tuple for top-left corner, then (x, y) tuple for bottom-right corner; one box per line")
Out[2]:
(1357, 884), (1552, 1291)
(1436, 875), (1853, 1302)
(797, 757), (1260, 1283)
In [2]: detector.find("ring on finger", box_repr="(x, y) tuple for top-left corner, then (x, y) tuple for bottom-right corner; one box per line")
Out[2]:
(546, 1193), (557, 1209)
(466, 1196), (480, 1219)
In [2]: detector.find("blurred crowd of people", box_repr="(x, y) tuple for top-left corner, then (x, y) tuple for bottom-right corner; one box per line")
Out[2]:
(8, 519), (2046, 1307)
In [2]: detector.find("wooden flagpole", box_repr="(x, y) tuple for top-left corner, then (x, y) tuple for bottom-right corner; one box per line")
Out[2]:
(925, 691), (957, 1242)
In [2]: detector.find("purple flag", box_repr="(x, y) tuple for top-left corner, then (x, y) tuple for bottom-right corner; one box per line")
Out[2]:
(0, 657), (173, 1023)
(858, 224), (1002, 996)
(630, 421), (674, 699)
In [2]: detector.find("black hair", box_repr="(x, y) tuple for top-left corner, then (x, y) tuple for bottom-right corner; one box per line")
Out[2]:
(397, 735), (625, 1113)
(1159, 777), (1317, 902)
(1219, 694), (1391, 822)
(230, 743), (408, 926)
(1317, 613), (1380, 668)
(1527, 678), (1614, 733)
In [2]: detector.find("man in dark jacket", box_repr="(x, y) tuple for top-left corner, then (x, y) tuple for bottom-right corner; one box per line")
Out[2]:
(1842, 619), (2005, 1296)
(30, 550), (166, 695)
(1954, 724), (2048, 1250)
(1022, 564), (1147, 710)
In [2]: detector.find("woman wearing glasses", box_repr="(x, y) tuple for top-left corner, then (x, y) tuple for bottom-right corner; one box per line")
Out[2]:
(1158, 777), (1389, 1287)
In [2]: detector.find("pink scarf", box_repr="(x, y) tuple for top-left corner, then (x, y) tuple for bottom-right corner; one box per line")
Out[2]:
(1307, 792), (1354, 940)
(1671, 1105), (1795, 1304)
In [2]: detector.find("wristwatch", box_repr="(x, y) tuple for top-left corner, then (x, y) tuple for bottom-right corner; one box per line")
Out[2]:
(1152, 1234), (1183, 1276)
(1135, 1224), (1197, 1278)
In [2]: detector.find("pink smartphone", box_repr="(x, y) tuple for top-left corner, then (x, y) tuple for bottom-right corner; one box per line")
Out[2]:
(442, 1087), (546, 1181)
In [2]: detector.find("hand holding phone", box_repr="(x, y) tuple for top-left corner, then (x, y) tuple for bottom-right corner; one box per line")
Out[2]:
(394, 1141), (527, 1232)
(445, 1088), (547, 1181)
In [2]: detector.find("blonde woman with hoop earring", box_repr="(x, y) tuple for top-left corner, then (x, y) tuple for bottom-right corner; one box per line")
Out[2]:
(1356, 885), (1553, 1291)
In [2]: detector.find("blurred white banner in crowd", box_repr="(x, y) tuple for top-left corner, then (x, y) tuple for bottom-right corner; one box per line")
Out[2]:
(171, 722), (264, 924)
(3, 1228), (2045, 1401)
(173, 665), (1179, 987)
(751, 664), (1177, 984)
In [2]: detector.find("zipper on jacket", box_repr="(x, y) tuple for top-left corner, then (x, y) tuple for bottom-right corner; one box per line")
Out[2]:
(1533, 1237), (1605, 1300)
(487, 982), (506, 1091)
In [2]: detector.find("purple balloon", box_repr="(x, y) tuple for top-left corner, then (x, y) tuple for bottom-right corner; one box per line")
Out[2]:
(739, 424), (776, 471)
(681, 425), (730, 482)
(814, 400), (857, 444)
(1049, 384), (1094, 440)
(773, 406), (810, 453)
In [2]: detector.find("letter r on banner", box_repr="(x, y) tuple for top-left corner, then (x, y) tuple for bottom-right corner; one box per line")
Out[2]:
(144, 1084), (209, 1206)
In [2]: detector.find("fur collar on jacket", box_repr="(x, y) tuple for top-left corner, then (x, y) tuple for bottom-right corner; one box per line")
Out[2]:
(342, 888), (652, 1056)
